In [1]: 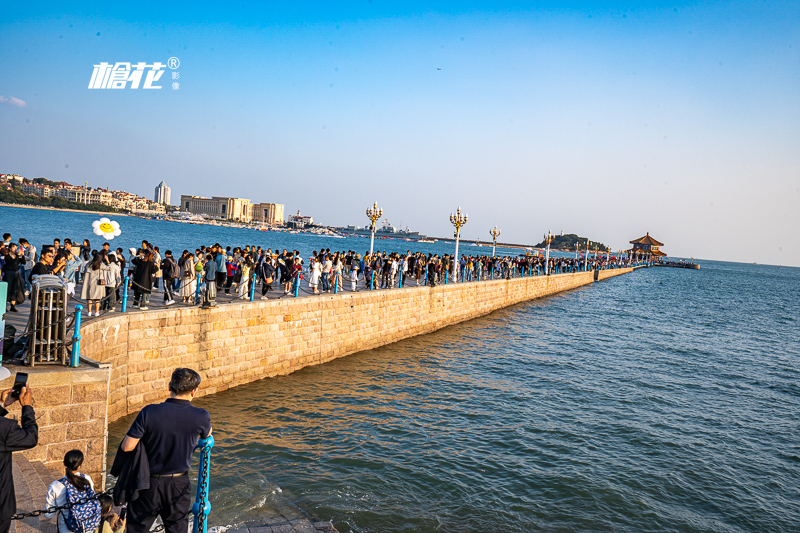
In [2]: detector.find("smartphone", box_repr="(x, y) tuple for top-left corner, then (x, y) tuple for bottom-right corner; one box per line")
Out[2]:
(10, 372), (28, 399)
(119, 508), (127, 521)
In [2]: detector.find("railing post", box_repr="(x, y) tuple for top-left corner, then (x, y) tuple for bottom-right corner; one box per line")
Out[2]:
(333, 271), (339, 294)
(461, 267), (465, 283)
(399, 270), (403, 288)
(294, 275), (300, 297)
(195, 276), (201, 304)
(191, 435), (215, 533)
(121, 279), (129, 313)
(70, 305), (83, 368)
(249, 273), (256, 301)
(444, 269), (448, 284)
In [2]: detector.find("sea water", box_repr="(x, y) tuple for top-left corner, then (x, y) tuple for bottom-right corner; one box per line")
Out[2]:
(2, 207), (797, 532)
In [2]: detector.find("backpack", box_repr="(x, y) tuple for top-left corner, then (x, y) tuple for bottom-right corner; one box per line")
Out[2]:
(164, 257), (180, 279)
(58, 476), (101, 533)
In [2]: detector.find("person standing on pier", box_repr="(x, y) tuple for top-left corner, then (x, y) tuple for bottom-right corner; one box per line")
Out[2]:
(0, 385), (37, 533)
(118, 368), (211, 533)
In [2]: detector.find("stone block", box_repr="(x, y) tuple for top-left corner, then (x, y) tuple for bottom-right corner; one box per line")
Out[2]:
(46, 440), (87, 462)
(67, 419), (107, 440)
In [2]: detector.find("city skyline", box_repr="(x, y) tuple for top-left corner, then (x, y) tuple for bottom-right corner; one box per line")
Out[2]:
(1, 1), (798, 266)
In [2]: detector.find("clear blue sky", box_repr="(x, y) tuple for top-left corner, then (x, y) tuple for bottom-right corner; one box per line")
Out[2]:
(1, 1), (798, 265)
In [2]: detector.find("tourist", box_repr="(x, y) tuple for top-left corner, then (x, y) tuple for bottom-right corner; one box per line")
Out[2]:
(117, 368), (212, 533)
(43, 450), (99, 533)
(131, 250), (155, 310)
(81, 252), (109, 317)
(178, 250), (197, 304)
(237, 255), (253, 299)
(103, 253), (121, 312)
(1, 243), (25, 312)
(289, 256), (302, 294)
(258, 254), (276, 299)
(19, 238), (36, 294)
(152, 246), (163, 290)
(0, 384), (37, 533)
(309, 257), (321, 294)
(161, 250), (178, 306)
(96, 494), (126, 533)
(61, 249), (80, 296)
(202, 253), (218, 308)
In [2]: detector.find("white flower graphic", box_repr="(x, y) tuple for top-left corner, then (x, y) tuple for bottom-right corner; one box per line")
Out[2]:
(92, 217), (122, 240)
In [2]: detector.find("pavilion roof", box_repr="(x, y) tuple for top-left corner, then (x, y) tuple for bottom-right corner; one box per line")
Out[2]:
(629, 232), (664, 246)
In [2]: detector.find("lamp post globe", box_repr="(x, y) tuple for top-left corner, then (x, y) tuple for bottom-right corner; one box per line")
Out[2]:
(365, 201), (383, 255)
(543, 230), (553, 275)
(449, 207), (468, 281)
(490, 226), (501, 258)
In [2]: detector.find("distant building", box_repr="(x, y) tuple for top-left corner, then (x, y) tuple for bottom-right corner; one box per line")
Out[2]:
(250, 202), (284, 225)
(58, 187), (113, 206)
(180, 195), (252, 222)
(287, 210), (313, 229)
(21, 183), (56, 197)
(628, 233), (666, 261)
(154, 181), (171, 205)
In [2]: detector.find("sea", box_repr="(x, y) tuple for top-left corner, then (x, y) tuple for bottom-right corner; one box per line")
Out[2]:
(2, 206), (799, 533)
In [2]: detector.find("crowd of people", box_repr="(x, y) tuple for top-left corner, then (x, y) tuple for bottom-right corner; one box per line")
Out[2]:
(1, 231), (637, 317)
(1, 367), (211, 533)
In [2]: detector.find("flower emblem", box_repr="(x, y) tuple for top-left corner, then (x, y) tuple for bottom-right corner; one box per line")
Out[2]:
(92, 217), (122, 240)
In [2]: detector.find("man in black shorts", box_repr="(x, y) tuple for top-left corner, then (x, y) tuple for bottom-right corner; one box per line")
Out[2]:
(120, 368), (212, 533)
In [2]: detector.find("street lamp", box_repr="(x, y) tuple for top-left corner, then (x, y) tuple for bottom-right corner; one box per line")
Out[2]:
(449, 206), (468, 281)
(489, 226), (501, 257)
(365, 201), (383, 255)
(543, 230), (553, 275)
(584, 240), (590, 271)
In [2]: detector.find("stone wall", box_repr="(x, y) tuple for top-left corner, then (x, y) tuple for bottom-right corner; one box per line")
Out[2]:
(0, 366), (111, 486)
(77, 268), (633, 423)
(5, 267), (635, 490)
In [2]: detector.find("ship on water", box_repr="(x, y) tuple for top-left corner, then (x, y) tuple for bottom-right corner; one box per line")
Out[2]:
(339, 219), (429, 241)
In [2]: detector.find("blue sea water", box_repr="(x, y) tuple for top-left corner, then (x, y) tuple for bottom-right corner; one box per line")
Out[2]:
(3, 207), (798, 532)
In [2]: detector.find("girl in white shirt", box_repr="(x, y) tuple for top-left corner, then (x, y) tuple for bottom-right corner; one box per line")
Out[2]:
(44, 450), (96, 533)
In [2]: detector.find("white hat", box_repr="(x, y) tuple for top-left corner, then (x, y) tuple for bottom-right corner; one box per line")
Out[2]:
(0, 366), (11, 382)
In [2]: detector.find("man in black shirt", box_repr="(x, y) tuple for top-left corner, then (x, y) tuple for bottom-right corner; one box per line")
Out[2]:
(120, 368), (211, 533)
(29, 248), (55, 280)
(0, 385), (38, 533)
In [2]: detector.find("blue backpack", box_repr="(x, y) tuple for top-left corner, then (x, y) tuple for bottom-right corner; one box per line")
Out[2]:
(59, 477), (101, 533)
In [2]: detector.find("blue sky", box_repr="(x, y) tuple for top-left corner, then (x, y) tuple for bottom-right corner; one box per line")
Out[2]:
(1, 1), (798, 265)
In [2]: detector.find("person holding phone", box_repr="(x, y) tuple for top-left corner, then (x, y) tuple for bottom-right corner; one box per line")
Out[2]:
(0, 382), (37, 533)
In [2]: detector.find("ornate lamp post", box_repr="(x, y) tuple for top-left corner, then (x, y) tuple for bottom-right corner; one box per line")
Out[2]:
(543, 230), (553, 275)
(490, 226), (501, 257)
(365, 201), (383, 255)
(449, 207), (468, 281)
(584, 240), (590, 271)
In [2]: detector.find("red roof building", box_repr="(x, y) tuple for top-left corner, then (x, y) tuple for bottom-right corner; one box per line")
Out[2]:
(628, 232), (666, 258)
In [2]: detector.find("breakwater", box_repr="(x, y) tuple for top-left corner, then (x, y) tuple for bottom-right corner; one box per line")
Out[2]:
(3, 267), (634, 486)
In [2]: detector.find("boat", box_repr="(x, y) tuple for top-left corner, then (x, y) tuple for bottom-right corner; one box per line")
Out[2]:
(338, 220), (430, 241)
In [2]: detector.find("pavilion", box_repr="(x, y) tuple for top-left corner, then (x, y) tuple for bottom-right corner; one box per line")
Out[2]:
(627, 233), (666, 262)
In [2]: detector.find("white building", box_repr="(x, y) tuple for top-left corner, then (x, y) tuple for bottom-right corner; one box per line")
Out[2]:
(154, 181), (171, 205)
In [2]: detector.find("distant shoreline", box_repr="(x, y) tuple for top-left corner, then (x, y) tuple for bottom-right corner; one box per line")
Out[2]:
(0, 202), (134, 217)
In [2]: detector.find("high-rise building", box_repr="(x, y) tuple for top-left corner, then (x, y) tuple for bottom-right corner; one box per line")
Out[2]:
(154, 181), (171, 205)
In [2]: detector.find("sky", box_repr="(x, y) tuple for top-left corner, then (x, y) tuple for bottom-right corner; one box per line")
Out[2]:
(1, 1), (798, 266)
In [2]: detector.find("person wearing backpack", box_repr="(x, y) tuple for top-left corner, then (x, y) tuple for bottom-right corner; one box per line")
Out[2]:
(161, 250), (179, 306)
(44, 450), (100, 533)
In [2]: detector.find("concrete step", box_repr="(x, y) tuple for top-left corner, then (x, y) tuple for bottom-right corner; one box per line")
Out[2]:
(11, 454), (59, 533)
